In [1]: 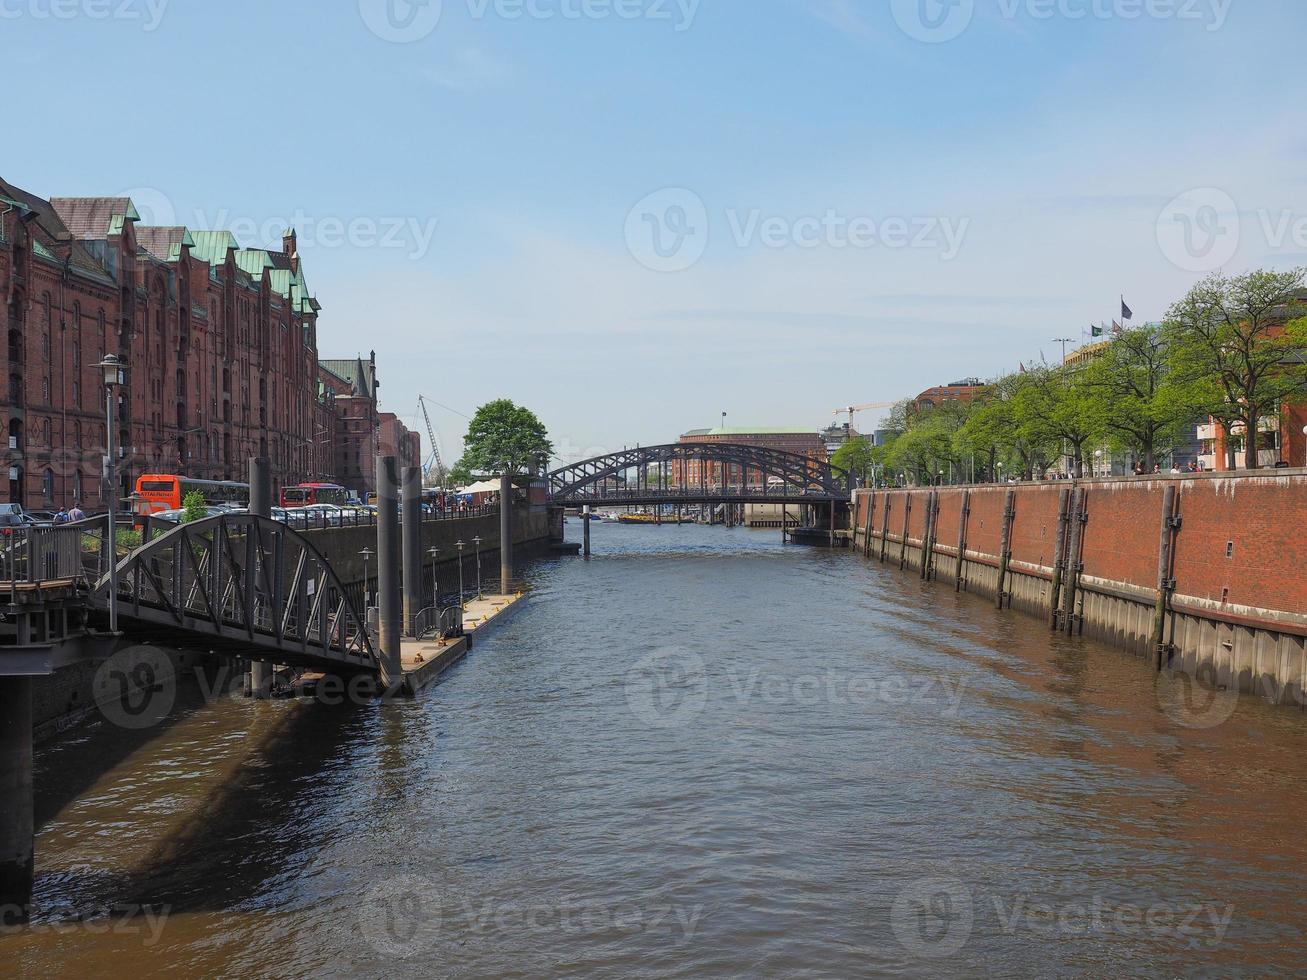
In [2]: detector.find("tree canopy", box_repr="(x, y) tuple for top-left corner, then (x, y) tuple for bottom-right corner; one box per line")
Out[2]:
(459, 399), (554, 477)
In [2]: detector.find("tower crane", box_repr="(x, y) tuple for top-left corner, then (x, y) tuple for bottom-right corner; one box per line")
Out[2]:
(416, 395), (447, 487)
(833, 401), (899, 428)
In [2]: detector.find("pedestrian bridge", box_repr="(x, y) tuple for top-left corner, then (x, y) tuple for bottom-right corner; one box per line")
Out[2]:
(547, 443), (852, 507)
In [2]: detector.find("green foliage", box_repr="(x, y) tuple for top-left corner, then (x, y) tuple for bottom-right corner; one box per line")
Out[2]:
(1163, 269), (1307, 468)
(181, 490), (208, 525)
(831, 437), (874, 483)
(460, 399), (554, 477)
(447, 456), (475, 488)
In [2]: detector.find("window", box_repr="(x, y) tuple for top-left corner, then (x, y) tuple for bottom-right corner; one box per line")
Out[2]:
(41, 377), (49, 403)
(72, 341), (80, 368)
(42, 468), (54, 502)
(72, 381), (80, 406)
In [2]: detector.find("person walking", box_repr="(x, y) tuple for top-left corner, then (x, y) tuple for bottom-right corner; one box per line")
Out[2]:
(68, 502), (85, 522)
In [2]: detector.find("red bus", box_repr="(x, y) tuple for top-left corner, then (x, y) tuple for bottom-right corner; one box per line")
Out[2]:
(135, 474), (249, 515)
(281, 482), (350, 508)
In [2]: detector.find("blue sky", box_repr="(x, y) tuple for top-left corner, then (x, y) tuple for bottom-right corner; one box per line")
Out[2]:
(9, 0), (1307, 465)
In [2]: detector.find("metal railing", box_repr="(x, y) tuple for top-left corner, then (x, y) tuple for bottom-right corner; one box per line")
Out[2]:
(413, 604), (464, 641)
(136, 503), (502, 535)
(0, 523), (109, 596)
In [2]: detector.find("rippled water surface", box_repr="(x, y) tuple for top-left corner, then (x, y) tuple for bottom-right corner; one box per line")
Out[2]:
(8, 521), (1307, 977)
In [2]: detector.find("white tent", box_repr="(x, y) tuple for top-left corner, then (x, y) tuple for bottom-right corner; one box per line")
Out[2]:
(460, 480), (502, 495)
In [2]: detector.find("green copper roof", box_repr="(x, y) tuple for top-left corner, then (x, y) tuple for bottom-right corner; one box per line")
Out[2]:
(189, 230), (240, 267)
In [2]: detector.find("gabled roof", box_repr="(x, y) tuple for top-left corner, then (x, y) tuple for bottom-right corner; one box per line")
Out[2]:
(320, 358), (376, 398)
(0, 178), (115, 281)
(189, 230), (240, 267)
(136, 225), (195, 263)
(49, 197), (139, 240)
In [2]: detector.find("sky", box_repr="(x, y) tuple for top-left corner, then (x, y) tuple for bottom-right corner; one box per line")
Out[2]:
(9, 0), (1307, 468)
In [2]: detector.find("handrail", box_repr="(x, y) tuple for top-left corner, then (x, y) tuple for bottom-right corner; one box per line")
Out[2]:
(413, 604), (464, 640)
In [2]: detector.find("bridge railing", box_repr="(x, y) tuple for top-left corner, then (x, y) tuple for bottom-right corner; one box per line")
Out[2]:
(413, 605), (464, 641)
(137, 503), (501, 536)
(0, 524), (104, 593)
(564, 485), (841, 501)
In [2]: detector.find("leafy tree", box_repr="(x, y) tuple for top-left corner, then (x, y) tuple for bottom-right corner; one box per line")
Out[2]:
(447, 456), (474, 488)
(1082, 325), (1198, 471)
(1163, 269), (1307, 469)
(460, 399), (554, 477)
(1013, 362), (1101, 477)
(181, 490), (208, 524)
(831, 437), (874, 484)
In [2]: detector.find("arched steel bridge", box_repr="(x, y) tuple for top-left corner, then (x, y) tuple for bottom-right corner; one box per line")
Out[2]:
(548, 443), (852, 507)
(90, 514), (378, 674)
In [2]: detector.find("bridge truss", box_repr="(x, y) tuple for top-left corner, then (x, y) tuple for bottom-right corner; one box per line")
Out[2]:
(548, 443), (851, 506)
(92, 514), (378, 673)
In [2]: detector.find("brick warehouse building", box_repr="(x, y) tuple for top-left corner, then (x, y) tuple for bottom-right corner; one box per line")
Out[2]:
(675, 426), (828, 487)
(318, 354), (421, 496)
(0, 178), (416, 509)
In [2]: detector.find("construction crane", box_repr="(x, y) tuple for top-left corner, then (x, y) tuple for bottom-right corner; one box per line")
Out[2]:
(833, 401), (899, 428)
(416, 396), (447, 487)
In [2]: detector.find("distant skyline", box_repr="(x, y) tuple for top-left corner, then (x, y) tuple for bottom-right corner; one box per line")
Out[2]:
(10, 0), (1307, 466)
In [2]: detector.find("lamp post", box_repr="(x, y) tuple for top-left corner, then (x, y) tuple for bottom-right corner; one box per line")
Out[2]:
(99, 354), (123, 633)
(996, 462), (1004, 484)
(455, 540), (465, 607)
(359, 547), (374, 608)
(473, 535), (483, 599)
(1302, 426), (1307, 468)
(428, 546), (439, 611)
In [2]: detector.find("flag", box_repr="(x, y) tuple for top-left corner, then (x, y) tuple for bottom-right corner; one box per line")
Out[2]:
(1111, 320), (1123, 335)
(1121, 298), (1133, 321)
(1091, 324), (1104, 337)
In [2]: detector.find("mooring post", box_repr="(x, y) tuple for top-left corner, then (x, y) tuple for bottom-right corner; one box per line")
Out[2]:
(583, 505), (592, 557)
(920, 491), (937, 581)
(899, 494), (912, 571)
(247, 457), (273, 699)
(401, 466), (423, 637)
(1152, 484), (1178, 670)
(954, 489), (971, 591)
(376, 455), (403, 689)
(880, 496), (892, 563)
(500, 471), (513, 595)
(1062, 487), (1086, 635)
(1049, 487), (1072, 630)
(0, 677), (32, 923)
(996, 489), (1016, 609)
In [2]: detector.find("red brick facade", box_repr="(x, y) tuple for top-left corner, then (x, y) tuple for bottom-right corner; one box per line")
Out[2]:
(0, 180), (417, 509)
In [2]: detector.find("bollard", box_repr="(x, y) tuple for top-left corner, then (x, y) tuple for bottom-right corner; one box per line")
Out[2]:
(376, 455), (403, 689)
(583, 505), (592, 558)
(500, 472), (513, 594)
(247, 457), (273, 699)
(401, 466), (423, 637)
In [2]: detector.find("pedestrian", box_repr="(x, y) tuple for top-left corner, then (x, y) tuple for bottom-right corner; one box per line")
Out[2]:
(68, 502), (85, 522)
(53, 508), (69, 525)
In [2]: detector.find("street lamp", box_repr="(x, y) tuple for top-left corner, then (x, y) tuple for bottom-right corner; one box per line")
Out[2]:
(1302, 426), (1307, 468)
(996, 462), (1004, 483)
(455, 540), (466, 607)
(359, 547), (374, 608)
(472, 535), (483, 599)
(100, 354), (124, 633)
(428, 546), (440, 611)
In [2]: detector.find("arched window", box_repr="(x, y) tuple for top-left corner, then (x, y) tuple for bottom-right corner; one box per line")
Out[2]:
(72, 301), (80, 332)
(72, 470), (82, 503)
(42, 468), (54, 502)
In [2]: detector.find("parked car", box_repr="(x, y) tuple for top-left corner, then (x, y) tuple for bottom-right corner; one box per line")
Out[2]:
(0, 504), (27, 532)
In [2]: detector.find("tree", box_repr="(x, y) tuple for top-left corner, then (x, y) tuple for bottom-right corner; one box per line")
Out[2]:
(460, 399), (554, 477)
(1082, 325), (1198, 471)
(831, 437), (874, 484)
(447, 456), (475, 488)
(1164, 269), (1307, 469)
(1013, 362), (1101, 477)
(181, 490), (208, 524)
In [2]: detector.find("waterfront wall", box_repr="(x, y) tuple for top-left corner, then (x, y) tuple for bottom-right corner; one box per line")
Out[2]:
(853, 471), (1307, 706)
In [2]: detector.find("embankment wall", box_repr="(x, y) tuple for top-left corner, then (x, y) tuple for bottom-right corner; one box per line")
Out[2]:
(853, 471), (1307, 706)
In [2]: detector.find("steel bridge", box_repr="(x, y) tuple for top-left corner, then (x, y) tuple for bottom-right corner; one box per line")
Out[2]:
(547, 442), (852, 507)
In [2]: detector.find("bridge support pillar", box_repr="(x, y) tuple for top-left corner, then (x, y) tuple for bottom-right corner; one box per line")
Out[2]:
(377, 455), (404, 690)
(402, 466), (423, 637)
(0, 676), (33, 922)
(583, 506), (592, 557)
(500, 472), (513, 594)
(247, 457), (273, 700)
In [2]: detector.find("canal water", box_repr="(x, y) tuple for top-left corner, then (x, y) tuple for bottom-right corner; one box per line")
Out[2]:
(6, 520), (1307, 977)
